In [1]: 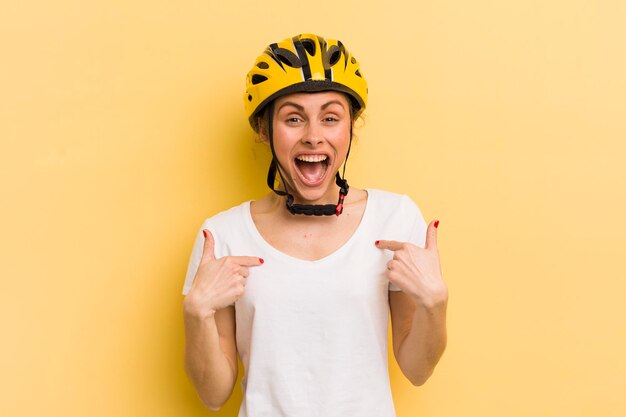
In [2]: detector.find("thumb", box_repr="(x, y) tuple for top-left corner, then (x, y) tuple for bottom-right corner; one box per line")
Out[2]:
(201, 229), (216, 261)
(425, 219), (439, 250)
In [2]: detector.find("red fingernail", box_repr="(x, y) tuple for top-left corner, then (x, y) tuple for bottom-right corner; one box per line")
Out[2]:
(375, 240), (380, 246)
(434, 220), (439, 228)
(202, 229), (207, 237)
(259, 258), (264, 264)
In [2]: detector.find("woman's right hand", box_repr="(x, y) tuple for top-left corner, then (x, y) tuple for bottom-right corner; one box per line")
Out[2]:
(183, 229), (263, 320)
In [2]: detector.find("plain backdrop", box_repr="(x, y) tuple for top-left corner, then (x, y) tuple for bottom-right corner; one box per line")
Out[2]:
(1, 1), (625, 416)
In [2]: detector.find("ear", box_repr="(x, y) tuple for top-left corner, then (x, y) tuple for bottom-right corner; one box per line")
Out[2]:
(257, 116), (270, 145)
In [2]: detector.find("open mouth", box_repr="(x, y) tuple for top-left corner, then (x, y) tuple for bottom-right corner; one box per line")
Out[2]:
(293, 154), (330, 186)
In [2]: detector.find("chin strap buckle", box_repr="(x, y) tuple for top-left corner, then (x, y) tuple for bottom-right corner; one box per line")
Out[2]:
(335, 192), (346, 216)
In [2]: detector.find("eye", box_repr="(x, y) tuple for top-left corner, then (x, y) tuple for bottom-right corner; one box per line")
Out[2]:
(323, 116), (339, 123)
(285, 116), (303, 124)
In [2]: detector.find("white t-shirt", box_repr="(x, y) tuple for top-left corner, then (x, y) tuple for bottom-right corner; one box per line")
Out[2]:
(182, 189), (427, 417)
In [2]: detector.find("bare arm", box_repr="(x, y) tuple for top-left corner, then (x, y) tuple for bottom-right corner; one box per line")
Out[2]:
(183, 304), (237, 411)
(389, 290), (447, 386)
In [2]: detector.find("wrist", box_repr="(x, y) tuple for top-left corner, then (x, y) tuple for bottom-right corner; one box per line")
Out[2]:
(183, 298), (217, 322)
(413, 289), (448, 310)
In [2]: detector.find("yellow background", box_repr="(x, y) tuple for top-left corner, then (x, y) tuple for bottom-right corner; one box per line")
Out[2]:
(2, 1), (625, 416)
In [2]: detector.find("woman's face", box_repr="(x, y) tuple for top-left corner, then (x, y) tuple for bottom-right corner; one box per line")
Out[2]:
(265, 91), (352, 205)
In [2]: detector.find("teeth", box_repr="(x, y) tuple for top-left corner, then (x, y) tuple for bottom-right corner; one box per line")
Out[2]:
(296, 154), (328, 163)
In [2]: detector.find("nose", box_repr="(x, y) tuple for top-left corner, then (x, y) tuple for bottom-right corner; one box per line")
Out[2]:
(301, 121), (324, 146)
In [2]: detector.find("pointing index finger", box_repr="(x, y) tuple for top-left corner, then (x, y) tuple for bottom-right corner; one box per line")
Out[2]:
(375, 240), (404, 251)
(229, 256), (265, 267)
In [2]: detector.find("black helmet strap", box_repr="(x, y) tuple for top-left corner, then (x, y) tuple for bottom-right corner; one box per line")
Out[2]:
(265, 102), (352, 216)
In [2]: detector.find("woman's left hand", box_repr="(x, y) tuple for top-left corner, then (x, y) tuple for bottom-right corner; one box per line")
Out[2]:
(376, 220), (448, 308)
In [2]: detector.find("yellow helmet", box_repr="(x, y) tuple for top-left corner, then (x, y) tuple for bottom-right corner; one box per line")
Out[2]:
(244, 33), (368, 130)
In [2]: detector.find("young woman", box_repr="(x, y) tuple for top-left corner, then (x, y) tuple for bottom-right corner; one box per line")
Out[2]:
(182, 34), (448, 417)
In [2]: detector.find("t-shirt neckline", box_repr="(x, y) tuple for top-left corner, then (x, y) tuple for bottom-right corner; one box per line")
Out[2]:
(242, 189), (374, 266)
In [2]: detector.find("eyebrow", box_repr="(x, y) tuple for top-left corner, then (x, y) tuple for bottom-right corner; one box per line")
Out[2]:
(277, 101), (305, 112)
(277, 100), (346, 112)
(321, 100), (345, 110)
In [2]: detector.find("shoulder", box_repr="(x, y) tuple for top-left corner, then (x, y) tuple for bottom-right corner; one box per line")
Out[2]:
(366, 189), (427, 246)
(366, 188), (423, 218)
(199, 201), (250, 235)
(190, 200), (253, 260)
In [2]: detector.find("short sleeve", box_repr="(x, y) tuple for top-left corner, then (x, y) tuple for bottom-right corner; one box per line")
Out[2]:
(389, 196), (427, 291)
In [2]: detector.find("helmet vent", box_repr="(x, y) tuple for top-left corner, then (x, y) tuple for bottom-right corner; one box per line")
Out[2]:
(256, 62), (270, 69)
(327, 46), (341, 66)
(301, 39), (316, 56)
(248, 94), (253, 101)
(251, 74), (268, 85)
(274, 48), (302, 68)
(355, 69), (362, 77)
(351, 57), (357, 64)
